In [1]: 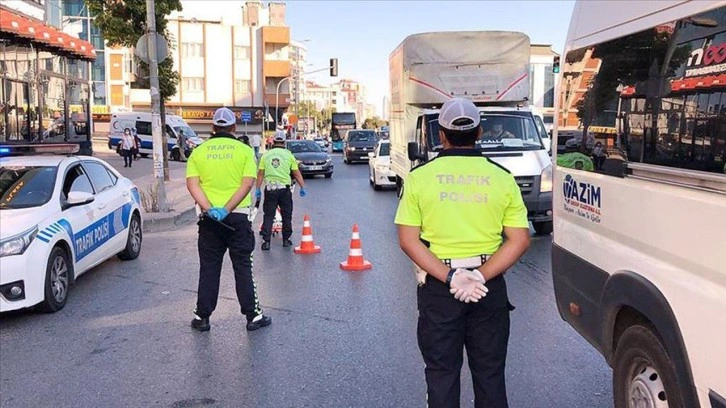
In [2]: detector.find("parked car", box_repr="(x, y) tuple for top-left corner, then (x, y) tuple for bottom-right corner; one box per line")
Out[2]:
(343, 129), (378, 164)
(285, 140), (333, 178)
(0, 144), (143, 313)
(368, 140), (396, 190)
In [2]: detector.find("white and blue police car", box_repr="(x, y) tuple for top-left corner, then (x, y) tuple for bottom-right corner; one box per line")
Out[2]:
(0, 144), (143, 313)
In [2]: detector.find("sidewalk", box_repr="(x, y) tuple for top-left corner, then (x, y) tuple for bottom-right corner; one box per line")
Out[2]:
(131, 166), (197, 233)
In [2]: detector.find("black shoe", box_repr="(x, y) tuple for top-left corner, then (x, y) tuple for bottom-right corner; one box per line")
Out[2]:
(246, 314), (272, 331)
(282, 239), (293, 247)
(261, 241), (271, 250)
(191, 315), (210, 332)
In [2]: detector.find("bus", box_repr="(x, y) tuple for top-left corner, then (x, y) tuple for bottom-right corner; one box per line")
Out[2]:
(330, 112), (356, 152)
(553, 1), (726, 407)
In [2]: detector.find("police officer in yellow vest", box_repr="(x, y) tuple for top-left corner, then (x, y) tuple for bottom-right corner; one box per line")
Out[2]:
(395, 98), (531, 408)
(255, 131), (306, 250)
(186, 107), (271, 332)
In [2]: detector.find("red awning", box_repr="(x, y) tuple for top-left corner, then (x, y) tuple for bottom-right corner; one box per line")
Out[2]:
(0, 8), (96, 61)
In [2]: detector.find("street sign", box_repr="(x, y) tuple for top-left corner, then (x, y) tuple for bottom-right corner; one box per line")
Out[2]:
(241, 111), (252, 122)
(135, 33), (169, 64)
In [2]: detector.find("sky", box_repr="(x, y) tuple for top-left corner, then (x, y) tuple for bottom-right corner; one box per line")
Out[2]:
(286, 0), (576, 116)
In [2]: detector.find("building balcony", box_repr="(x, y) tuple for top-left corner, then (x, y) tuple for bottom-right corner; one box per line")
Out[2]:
(261, 26), (290, 45)
(264, 60), (291, 78)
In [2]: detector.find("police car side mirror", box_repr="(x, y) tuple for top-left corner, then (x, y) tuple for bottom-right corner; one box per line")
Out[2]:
(65, 191), (95, 208)
(407, 142), (425, 162)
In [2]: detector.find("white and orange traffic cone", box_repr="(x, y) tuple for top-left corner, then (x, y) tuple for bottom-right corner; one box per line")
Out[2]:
(294, 215), (321, 254)
(340, 224), (372, 271)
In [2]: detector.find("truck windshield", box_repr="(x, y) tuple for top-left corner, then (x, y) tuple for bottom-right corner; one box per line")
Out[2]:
(426, 113), (544, 151)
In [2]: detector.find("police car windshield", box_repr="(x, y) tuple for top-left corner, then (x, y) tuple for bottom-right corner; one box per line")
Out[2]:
(287, 141), (322, 153)
(173, 126), (198, 139)
(426, 113), (544, 151)
(0, 166), (58, 209)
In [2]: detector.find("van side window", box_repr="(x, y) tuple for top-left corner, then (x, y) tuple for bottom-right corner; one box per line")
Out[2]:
(557, 6), (726, 176)
(135, 121), (152, 135)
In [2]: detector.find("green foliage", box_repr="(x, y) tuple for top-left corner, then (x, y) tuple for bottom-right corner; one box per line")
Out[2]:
(86, 0), (182, 101)
(362, 116), (387, 130)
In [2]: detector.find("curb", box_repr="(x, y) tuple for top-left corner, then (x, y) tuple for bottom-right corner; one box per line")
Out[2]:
(142, 205), (197, 233)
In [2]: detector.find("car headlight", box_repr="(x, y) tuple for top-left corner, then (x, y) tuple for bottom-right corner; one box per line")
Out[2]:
(325, 158), (332, 164)
(540, 165), (553, 193)
(0, 226), (38, 257)
(348, 147), (356, 151)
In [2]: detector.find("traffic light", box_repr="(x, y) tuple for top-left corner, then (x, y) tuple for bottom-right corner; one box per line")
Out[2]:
(553, 55), (561, 74)
(330, 58), (338, 77)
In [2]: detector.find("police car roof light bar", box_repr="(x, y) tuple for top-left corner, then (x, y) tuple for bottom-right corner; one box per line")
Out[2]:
(0, 143), (80, 157)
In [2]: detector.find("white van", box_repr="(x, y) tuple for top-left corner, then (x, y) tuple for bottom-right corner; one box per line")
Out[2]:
(553, 1), (726, 407)
(108, 112), (203, 160)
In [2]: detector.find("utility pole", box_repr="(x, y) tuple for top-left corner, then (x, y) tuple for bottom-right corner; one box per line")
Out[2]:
(146, 0), (170, 211)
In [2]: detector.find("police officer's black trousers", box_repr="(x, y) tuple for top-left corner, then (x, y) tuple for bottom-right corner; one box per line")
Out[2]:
(417, 274), (512, 408)
(196, 213), (262, 321)
(261, 188), (293, 242)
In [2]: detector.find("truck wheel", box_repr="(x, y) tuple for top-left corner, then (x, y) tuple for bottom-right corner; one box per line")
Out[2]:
(38, 247), (71, 313)
(613, 324), (684, 408)
(533, 221), (553, 235)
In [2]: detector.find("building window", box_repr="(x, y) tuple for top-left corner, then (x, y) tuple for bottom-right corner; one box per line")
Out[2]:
(183, 77), (205, 92)
(181, 42), (203, 58)
(234, 45), (250, 60)
(235, 79), (250, 93)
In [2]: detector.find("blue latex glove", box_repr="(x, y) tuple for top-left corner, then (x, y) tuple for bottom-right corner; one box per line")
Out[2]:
(207, 207), (229, 221)
(255, 189), (262, 200)
(299, 188), (307, 198)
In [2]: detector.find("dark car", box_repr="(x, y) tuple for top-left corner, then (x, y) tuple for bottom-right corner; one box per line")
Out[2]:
(286, 140), (333, 178)
(343, 129), (378, 164)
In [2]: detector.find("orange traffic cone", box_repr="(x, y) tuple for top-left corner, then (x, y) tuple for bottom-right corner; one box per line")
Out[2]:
(340, 224), (372, 271)
(294, 215), (321, 254)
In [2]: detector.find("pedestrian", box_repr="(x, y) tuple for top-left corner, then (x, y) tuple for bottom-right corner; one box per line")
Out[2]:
(592, 141), (607, 170)
(255, 130), (307, 250)
(132, 128), (141, 160)
(177, 128), (188, 162)
(120, 128), (135, 168)
(395, 98), (531, 408)
(239, 134), (250, 146)
(185, 107), (272, 332)
(250, 132), (262, 158)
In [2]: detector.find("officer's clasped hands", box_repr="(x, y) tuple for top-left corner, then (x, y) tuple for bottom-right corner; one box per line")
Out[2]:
(299, 188), (307, 198)
(207, 207), (229, 221)
(448, 269), (488, 303)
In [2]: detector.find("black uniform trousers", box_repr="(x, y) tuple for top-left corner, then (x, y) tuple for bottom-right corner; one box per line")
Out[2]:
(261, 187), (293, 242)
(196, 213), (262, 321)
(417, 274), (513, 408)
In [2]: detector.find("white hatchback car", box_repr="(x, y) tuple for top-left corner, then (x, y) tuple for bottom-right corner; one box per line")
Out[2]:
(0, 144), (143, 313)
(368, 140), (396, 190)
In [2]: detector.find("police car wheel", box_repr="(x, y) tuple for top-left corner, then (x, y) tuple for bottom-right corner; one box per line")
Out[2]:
(533, 221), (553, 235)
(613, 324), (684, 408)
(118, 214), (142, 261)
(38, 247), (71, 313)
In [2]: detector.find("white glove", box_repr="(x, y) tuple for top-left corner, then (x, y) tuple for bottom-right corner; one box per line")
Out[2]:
(448, 269), (488, 303)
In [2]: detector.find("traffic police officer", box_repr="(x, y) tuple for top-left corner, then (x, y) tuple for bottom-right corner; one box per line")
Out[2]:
(186, 107), (271, 332)
(395, 98), (531, 408)
(256, 131), (307, 250)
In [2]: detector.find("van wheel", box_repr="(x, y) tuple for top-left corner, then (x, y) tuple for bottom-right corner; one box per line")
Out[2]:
(118, 214), (142, 260)
(613, 325), (684, 408)
(533, 221), (553, 235)
(38, 247), (71, 313)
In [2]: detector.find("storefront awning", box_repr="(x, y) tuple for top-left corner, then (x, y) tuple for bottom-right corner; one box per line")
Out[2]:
(0, 8), (96, 61)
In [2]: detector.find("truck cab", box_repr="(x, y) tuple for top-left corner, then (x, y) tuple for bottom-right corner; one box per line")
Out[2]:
(403, 106), (553, 235)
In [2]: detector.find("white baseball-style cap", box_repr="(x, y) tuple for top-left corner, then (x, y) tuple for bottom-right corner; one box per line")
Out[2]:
(438, 97), (481, 131)
(274, 130), (286, 142)
(213, 107), (236, 127)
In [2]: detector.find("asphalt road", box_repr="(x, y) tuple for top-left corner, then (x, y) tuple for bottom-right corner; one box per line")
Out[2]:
(0, 153), (614, 408)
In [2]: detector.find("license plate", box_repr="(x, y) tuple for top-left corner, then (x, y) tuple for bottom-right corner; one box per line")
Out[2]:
(309, 166), (322, 171)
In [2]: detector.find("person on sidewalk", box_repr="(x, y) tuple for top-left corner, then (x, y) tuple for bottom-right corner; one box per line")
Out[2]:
(132, 128), (141, 161)
(395, 98), (530, 408)
(120, 128), (135, 168)
(256, 131), (307, 250)
(250, 133), (262, 158)
(185, 107), (272, 332)
(177, 128), (188, 162)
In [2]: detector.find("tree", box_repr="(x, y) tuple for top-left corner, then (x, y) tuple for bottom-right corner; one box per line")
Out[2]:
(87, 0), (182, 180)
(362, 116), (386, 130)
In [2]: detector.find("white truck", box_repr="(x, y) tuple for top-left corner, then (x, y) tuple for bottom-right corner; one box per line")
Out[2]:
(388, 31), (553, 234)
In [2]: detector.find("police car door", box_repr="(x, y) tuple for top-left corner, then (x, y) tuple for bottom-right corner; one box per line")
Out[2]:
(59, 164), (102, 272)
(80, 161), (126, 262)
